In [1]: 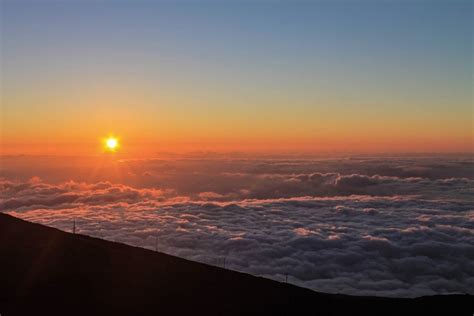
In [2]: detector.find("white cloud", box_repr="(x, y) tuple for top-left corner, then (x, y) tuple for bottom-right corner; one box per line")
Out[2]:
(1, 155), (473, 297)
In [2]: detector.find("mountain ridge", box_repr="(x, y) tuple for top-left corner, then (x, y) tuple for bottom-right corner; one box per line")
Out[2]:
(0, 213), (471, 315)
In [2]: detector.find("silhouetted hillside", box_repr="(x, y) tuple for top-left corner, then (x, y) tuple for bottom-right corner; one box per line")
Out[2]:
(0, 213), (471, 315)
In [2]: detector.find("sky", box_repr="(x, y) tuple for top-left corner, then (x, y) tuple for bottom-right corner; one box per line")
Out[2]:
(0, 1), (473, 297)
(1, 0), (473, 155)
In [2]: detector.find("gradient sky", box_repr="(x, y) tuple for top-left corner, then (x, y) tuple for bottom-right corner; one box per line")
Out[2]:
(1, 0), (472, 155)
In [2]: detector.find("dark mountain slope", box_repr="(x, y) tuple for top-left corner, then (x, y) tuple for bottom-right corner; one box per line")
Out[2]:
(0, 213), (471, 315)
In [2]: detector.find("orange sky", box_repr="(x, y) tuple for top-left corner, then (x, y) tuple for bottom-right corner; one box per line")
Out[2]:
(1, 1), (472, 156)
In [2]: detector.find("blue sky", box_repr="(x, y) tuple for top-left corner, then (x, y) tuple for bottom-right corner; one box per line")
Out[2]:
(1, 0), (472, 153)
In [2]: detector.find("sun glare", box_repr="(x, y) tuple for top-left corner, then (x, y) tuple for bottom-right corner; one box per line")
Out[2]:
(104, 137), (119, 152)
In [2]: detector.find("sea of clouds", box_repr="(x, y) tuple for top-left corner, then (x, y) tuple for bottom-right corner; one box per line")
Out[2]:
(1, 154), (473, 297)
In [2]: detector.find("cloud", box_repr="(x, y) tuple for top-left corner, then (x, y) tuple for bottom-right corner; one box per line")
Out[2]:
(0, 178), (182, 212)
(1, 155), (473, 297)
(2, 183), (473, 297)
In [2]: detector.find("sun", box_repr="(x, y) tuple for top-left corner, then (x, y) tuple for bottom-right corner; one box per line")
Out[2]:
(104, 136), (119, 152)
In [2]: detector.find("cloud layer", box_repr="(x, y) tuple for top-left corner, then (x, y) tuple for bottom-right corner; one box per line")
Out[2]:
(1, 155), (473, 297)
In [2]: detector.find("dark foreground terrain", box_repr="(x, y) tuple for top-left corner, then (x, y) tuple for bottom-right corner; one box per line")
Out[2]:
(0, 213), (471, 315)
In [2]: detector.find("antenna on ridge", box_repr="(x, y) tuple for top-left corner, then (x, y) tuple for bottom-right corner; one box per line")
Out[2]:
(73, 219), (76, 234)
